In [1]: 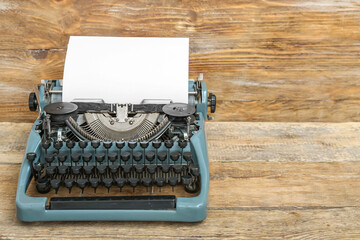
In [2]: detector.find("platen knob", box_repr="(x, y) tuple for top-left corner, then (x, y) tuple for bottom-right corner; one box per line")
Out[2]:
(28, 92), (38, 112)
(208, 92), (216, 113)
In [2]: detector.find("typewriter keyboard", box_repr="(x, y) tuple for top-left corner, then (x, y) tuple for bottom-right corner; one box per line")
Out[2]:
(26, 140), (200, 195)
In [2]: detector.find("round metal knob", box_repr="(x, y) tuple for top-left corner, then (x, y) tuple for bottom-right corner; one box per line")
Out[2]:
(28, 92), (38, 111)
(208, 92), (216, 113)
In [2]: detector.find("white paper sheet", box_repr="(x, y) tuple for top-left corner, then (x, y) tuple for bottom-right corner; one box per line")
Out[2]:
(62, 36), (189, 104)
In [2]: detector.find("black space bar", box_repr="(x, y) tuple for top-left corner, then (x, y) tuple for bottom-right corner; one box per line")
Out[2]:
(49, 196), (176, 210)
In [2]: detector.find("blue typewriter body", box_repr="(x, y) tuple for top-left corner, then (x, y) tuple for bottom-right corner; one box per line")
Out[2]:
(16, 76), (216, 222)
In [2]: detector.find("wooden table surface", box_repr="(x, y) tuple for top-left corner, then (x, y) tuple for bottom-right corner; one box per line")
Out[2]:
(1, 121), (359, 239)
(1, 0), (360, 123)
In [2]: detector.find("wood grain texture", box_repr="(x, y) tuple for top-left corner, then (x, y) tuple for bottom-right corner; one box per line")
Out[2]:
(1, 122), (360, 239)
(0, 208), (359, 239)
(0, 0), (360, 122)
(15, 162), (360, 208)
(2, 122), (360, 164)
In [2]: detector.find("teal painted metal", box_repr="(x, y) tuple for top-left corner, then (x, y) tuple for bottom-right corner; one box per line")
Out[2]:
(16, 80), (210, 222)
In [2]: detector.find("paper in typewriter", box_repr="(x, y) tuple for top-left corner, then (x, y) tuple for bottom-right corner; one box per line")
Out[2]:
(62, 36), (189, 104)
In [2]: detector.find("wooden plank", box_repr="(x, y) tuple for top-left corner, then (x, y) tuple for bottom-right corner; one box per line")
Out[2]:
(0, 122), (31, 162)
(207, 122), (360, 162)
(0, 208), (359, 239)
(1, 0), (360, 122)
(1, 122), (360, 238)
(3, 161), (359, 209)
(0, 1), (359, 49)
(1, 164), (360, 238)
(2, 122), (360, 164)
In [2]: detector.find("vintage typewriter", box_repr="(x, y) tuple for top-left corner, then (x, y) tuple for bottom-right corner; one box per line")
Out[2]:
(16, 74), (216, 222)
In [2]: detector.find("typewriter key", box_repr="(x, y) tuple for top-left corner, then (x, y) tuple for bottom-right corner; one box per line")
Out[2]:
(58, 165), (68, 175)
(157, 151), (167, 162)
(120, 151), (131, 162)
(46, 166), (57, 176)
(183, 152), (192, 169)
(36, 178), (50, 194)
(181, 175), (192, 185)
(103, 141), (112, 163)
(109, 164), (119, 174)
(66, 141), (75, 155)
(95, 152), (105, 164)
(97, 165), (107, 175)
(164, 140), (173, 163)
(78, 140), (88, 150)
(45, 154), (55, 164)
(91, 140), (100, 151)
(185, 181), (199, 194)
(178, 140), (187, 149)
(71, 153), (81, 165)
(142, 177), (152, 191)
(142, 177), (153, 187)
(155, 177), (165, 190)
(50, 179), (61, 193)
(83, 165), (94, 175)
(82, 152), (92, 164)
(103, 178), (113, 192)
(26, 152), (37, 162)
(26, 152), (37, 177)
(128, 142), (137, 165)
(146, 165), (157, 174)
(128, 141), (137, 149)
(170, 152), (180, 162)
(71, 166), (82, 175)
(183, 152), (192, 162)
(41, 140), (51, 153)
(190, 166), (200, 177)
(161, 164), (170, 173)
(64, 178), (74, 193)
(173, 165), (183, 174)
(168, 176), (178, 191)
(115, 178), (126, 191)
(122, 164), (132, 174)
(128, 177), (139, 191)
(57, 153), (67, 165)
(152, 139), (161, 149)
(140, 141), (149, 149)
(115, 141), (125, 149)
(164, 140), (174, 148)
(103, 141), (112, 149)
(145, 151), (155, 162)
(33, 163), (43, 175)
(66, 140), (75, 149)
(135, 164), (144, 173)
(89, 178), (100, 192)
(178, 140), (187, 165)
(133, 152), (142, 162)
(53, 141), (63, 152)
(77, 178), (88, 193)
(108, 152), (118, 163)
(116, 141), (125, 163)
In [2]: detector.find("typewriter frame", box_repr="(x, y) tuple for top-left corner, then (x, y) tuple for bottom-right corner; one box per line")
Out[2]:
(16, 79), (210, 222)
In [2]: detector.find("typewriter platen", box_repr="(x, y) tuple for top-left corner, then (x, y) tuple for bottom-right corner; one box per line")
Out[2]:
(16, 74), (216, 222)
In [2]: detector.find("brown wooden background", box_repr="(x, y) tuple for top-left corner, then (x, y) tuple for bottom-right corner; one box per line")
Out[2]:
(1, 0), (360, 123)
